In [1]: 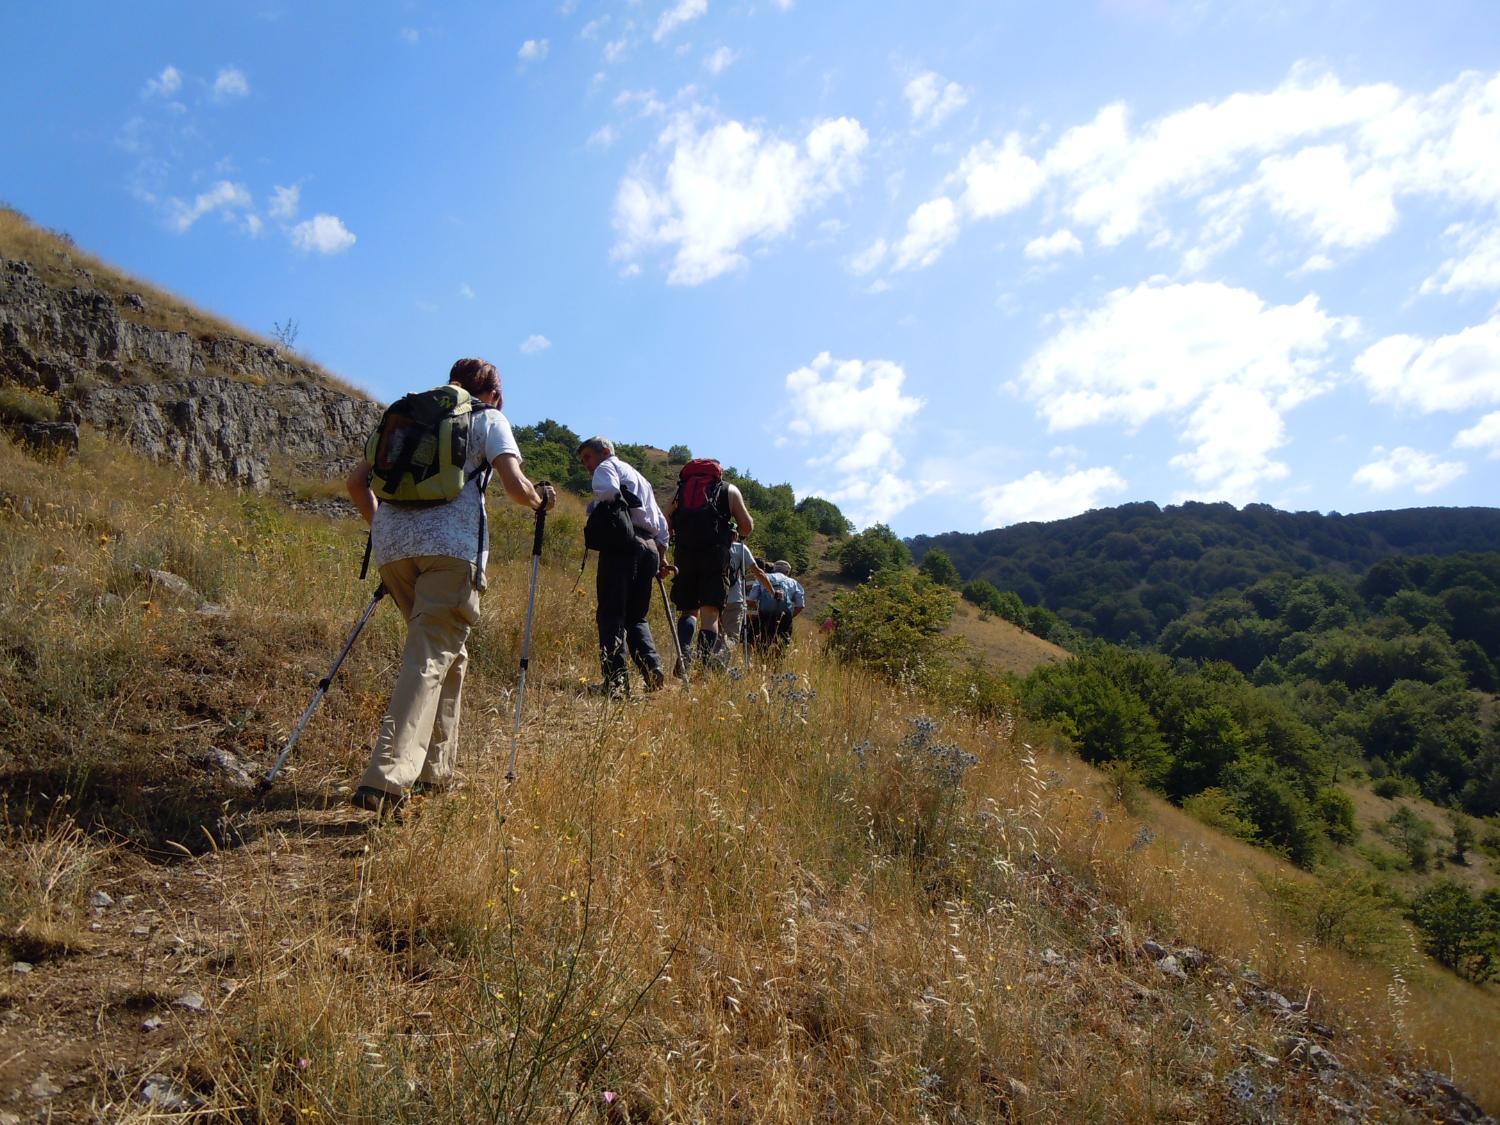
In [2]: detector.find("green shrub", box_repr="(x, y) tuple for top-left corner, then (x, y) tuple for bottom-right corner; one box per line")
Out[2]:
(1408, 879), (1500, 981)
(918, 547), (961, 588)
(667, 443), (691, 463)
(837, 524), (911, 582)
(828, 568), (955, 679)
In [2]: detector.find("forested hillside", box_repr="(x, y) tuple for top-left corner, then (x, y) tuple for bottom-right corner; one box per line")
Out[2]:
(911, 502), (1500, 644)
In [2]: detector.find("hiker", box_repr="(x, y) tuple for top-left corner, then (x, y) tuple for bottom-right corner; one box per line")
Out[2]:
(717, 529), (776, 665)
(663, 458), (754, 673)
(345, 358), (554, 814)
(771, 560), (806, 646)
(747, 556), (795, 656)
(578, 436), (670, 696)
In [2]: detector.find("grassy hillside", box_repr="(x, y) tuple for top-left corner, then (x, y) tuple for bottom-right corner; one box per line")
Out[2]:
(2, 430), (1498, 1121)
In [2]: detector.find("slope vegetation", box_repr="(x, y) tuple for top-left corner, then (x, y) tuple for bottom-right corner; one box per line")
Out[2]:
(2, 432), (1497, 1122)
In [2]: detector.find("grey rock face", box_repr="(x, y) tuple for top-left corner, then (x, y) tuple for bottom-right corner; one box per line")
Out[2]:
(1, 258), (383, 489)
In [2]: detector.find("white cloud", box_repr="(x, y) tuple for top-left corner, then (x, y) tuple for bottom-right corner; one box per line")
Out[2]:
(1454, 410), (1500, 457)
(1018, 280), (1349, 499)
(1252, 143), (1398, 249)
(399, 27), (421, 45)
(1295, 253), (1335, 274)
(613, 112), (868, 284)
(169, 180), (252, 232)
(244, 214), (263, 236)
(520, 334), (552, 354)
(654, 0), (707, 42)
(956, 136), (1045, 220)
(783, 353), (926, 525)
(588, 124), (619, 149)
(891, 197), (959, 271)
(1024, 229), (1083, 260)
(604, 38), (629, 63)
(1352, 446), (1466, 493)
(771, 0), (794, 8)
(1423, 221), (1500, 294)
(459, 283), (475, 300)
(1355, 314), (1500, 414)
(213, 67), (250, 100)
(979, 467), (1129, 527)
(268, 184), (299, 220)
(518, 39), (550, 62)
(847, 238), (887, 276)
(145, 65), (181, 98)
(905, 71), (968, 131)
(290, 213), (356, 254)
(581, 16), (608, 39)
(704, 46), (737, 75)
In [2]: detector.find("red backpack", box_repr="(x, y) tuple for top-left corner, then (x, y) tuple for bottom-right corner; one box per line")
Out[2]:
(673, 459), (731, 549)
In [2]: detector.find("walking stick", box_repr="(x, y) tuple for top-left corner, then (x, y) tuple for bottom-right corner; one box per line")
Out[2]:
(260, 584), (388, 793)
(657, 574), (689, 686)
(506, 496), (550, 783)
(571, 545), (590, 592)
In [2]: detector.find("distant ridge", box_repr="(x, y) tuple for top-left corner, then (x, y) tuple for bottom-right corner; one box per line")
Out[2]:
(910, 500), (1500, 643)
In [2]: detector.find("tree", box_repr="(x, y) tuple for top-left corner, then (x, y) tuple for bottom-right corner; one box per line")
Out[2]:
(796, 496), (853, 538)
(828, 569), (956, 679)
(1408, 880), (1500, 982)
(667, 444), (692, 464)
(754, 510), (813, 575)
(837, 524), (912, 582)
(918, 547), (961, 588)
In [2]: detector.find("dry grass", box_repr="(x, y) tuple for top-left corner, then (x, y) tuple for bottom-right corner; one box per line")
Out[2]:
(0, 205), (366, 398)
(3, 429), (1499, 1119)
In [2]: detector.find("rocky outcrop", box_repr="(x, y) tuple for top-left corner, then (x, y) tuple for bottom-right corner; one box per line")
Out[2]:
(0, 257), (382, 489)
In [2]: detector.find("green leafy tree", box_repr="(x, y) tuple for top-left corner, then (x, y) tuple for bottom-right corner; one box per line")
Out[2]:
(1408, 880), (1500, 982)
(1386, 806), (1435, 872)
(795, 496), (853, 538)
(667, 444), (692, 464)
(918, 547), (962, 588)
(837, 524), (912, 582)
(753, 510), (813, 575)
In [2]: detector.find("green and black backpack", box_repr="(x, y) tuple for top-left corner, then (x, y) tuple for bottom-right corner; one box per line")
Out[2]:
(364, 384), (489, 506)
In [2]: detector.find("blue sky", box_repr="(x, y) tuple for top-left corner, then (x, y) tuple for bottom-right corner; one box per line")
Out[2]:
(3, 1), (1498, 536)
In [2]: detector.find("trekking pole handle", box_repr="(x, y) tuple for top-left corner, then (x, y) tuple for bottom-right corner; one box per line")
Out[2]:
(532, 484), (553, 556)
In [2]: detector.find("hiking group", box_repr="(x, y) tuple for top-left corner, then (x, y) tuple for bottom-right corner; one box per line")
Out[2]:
(338, 358), (806, 815)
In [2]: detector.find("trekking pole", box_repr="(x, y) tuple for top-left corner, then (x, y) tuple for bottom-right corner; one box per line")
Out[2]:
(505, 494), (550, 783)
(657, 574), (689, 686)
(260, 584), (388, 793)
(571, 546), (590, 593)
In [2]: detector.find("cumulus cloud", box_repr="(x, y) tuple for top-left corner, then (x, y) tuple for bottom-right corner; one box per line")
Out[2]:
(847, 238), (888, 276)
(905, 71), (968, 130)
(169, 180), (252, 232)
(290, 213), (356, 254)
(1352, 446), (1466, 493)
(957, 136), (1045, 219)
(613, 112), (868, 284)
(213, 67), (250, 99)
(520, 334), (552, 353)
(979, 467), (1129, 527)
(1024, 229), (1083, 260)
(704, 46), (737, 74)
(588, 124), (619, 149)
(654, 0), (707, 42)
(783, 353), (926, 525)
(581, 16), (608, 39)
(145, 65), (181, 98)
(892, 197), (959, 271)
(518, 38), (550, 62)
(1018, 280), (1350, 500)
(1454, 410), (1500, 457)
(1354, 314), (1500, 414)
(268, 184), (299, 220)
(1423, 221), (1500, 294)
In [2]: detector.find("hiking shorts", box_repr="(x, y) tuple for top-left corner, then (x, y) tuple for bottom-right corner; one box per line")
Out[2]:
(671, 544), (730, 613)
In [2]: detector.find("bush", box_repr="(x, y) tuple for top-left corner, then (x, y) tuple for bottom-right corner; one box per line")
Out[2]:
(918, 547), (961, 588)
(753, 510), (813, 575)
(1408, 879), (1500, 981)
(1264, 869), (1402, 958)
(1385, 806), (1435, 872)
(828, 568), (955, 679)
(667, 444), (691, 464)
(795, 496), (852, 538)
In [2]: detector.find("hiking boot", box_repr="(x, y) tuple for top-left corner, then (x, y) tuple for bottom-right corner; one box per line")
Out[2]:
(411, 777), (464, 797)
(585, 680), (629, 700)
(351, 785), (408, 817)
(643, 667), (665, 692)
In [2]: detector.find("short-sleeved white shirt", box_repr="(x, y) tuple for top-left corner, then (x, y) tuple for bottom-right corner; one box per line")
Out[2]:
(371, 406), (521, 582)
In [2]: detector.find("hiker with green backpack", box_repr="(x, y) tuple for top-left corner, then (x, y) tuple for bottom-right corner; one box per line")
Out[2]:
(344, 357), (554, 815)
(664, 458), (755, 674)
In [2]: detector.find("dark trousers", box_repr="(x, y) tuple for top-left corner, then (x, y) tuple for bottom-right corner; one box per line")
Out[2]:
(597, 535), (662, 687)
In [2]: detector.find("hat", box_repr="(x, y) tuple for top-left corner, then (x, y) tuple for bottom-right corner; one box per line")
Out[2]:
(773, 560), (793, 575)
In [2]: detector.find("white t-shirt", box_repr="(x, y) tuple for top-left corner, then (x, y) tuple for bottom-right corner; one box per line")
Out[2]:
(725, 541), (754, 606)
(590, 455), (670, 549)
(371, 406), (521, 584)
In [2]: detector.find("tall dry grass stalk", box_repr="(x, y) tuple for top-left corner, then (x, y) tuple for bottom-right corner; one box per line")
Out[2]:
(3, 429), (1498, 1118)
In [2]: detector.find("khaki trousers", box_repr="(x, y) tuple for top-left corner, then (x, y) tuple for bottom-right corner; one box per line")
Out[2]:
(359, 555), (480, 796)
